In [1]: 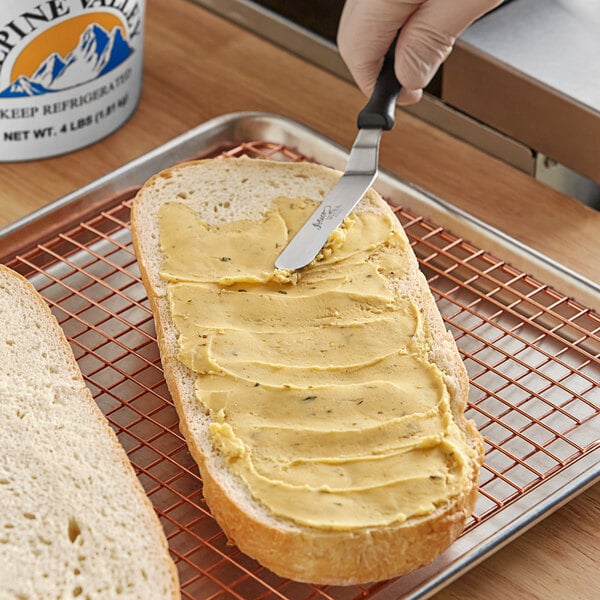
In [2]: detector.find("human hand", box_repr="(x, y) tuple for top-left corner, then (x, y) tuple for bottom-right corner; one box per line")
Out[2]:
(337, 0), (502, 104)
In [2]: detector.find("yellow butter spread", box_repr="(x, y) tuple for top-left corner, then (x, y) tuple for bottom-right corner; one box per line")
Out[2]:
(158, 197), (473, 530)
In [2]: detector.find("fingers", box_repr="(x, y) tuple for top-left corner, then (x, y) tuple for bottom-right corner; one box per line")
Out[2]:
(337, 0), (420, 96)
(393, 0), (502, 93)
(337, 0), (502, 104)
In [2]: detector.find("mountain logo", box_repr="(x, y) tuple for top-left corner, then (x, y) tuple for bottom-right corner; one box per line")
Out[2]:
(0, 15), (133, 98)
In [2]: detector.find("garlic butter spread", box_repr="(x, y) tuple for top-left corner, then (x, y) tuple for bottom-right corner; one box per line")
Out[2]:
(158, 198), (473, 530)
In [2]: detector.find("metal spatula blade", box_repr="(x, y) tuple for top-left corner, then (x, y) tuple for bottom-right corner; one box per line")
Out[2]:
(275, 37), (401, 271)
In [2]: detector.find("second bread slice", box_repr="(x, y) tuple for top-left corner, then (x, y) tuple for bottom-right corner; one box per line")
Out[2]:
(0, 265), (180, 599)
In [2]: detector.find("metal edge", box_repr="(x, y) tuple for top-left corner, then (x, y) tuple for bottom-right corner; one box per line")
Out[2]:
(370, 447), (600, 599)
(2, 110), (599, 311)
(444, 40), (600, 186)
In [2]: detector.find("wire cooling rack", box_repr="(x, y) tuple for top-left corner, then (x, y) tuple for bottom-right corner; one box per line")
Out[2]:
(3, 140), (599, 600)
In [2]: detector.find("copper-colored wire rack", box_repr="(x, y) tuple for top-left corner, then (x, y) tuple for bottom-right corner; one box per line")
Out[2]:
(3, 139), (600, 600)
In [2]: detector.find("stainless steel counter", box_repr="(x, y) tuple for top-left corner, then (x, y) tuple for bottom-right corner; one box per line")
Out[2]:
(444, 0), (600, 202)
(459, 0), (600, 112)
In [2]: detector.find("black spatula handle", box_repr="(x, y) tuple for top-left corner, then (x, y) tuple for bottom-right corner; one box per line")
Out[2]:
(357, 34), (401, 131)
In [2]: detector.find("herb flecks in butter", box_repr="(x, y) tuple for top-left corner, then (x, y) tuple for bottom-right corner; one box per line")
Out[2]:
(158, 197), (475, 530)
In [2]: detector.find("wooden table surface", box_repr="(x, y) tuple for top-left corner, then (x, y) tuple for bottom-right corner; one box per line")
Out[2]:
(1, 0), (598, 597)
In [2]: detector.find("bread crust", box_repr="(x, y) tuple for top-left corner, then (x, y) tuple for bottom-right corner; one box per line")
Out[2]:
(131, 157), (484, 585)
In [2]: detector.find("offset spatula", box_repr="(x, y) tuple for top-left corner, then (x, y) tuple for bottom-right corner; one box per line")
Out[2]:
(275, 37), (401, 271)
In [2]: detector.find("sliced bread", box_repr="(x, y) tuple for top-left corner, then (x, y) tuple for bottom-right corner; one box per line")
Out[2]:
(0, 265), (180, 599)
(131, 157), (484, 585)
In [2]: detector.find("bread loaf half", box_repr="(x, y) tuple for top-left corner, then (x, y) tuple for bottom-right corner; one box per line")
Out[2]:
(131, 157), (484, 585)
(0, 266), (180, 598)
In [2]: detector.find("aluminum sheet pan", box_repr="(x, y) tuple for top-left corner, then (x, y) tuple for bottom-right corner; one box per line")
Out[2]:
(1, 112), (598, 600)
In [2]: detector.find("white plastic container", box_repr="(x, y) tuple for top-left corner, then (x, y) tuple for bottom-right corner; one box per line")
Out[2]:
(0, 0), (145, 161)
